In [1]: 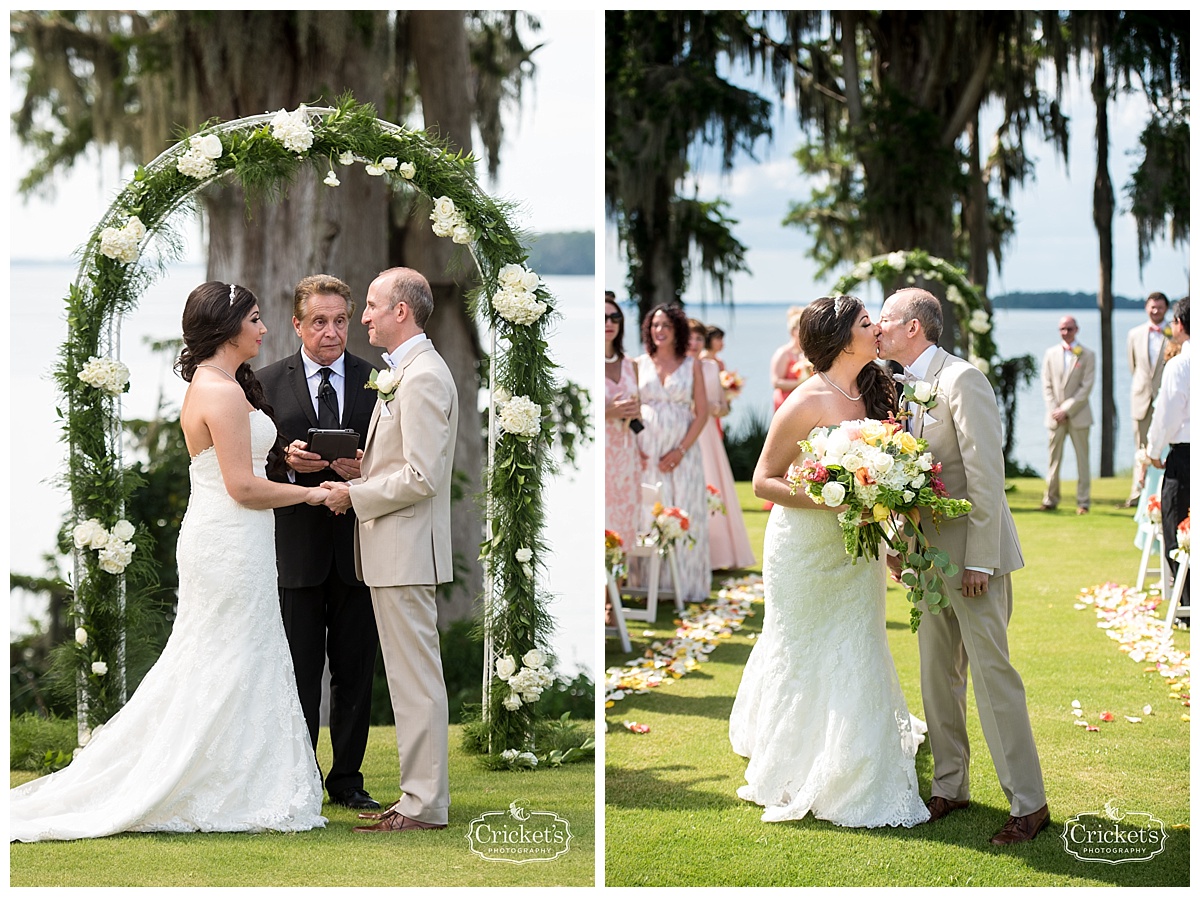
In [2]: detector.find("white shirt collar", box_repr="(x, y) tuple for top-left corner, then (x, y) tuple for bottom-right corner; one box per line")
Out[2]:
(906, 344), (939, 381)
(300, 348), (345, 379)
(383, 332), (428, 369)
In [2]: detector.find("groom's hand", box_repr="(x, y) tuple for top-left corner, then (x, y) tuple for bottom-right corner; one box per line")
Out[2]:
(961, 569), (990, 598)
(322, 481), (353, 515)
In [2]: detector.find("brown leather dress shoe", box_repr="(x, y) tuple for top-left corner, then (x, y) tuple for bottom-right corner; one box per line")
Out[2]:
(357, 799), (401, 820)
(353, 809), (447, 833)
(990, 804), (1049, 845)
(926, 796), (969, 822)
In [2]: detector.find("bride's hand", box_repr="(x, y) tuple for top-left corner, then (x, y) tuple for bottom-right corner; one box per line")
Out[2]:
(304, 487), (328, 506)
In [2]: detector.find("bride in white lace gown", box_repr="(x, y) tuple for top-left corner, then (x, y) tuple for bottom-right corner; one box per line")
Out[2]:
(729, 295), (930, 828)
(11, 282), (332, 842)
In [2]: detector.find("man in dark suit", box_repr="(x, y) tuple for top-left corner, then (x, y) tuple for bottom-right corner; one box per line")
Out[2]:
(257, 274), (381, 811)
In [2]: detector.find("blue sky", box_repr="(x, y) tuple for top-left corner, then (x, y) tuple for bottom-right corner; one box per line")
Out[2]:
(604, 53), (1190, 306)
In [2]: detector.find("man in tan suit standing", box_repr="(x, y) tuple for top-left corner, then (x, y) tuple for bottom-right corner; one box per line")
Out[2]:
(1125, 292), (1170, 506)
(1039, 316), (1095, 514)
(878, 288), (1047, 845)
(324, 267), (458, 833)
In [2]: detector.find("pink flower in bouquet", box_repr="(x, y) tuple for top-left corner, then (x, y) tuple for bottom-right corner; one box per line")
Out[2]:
(800, 459), (829, 484)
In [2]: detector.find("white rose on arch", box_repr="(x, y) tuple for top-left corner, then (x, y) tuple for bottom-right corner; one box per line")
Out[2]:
(496, 655), (517, 681)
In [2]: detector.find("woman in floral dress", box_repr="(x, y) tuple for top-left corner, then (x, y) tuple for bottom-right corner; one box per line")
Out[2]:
(634, 304), (711, 603)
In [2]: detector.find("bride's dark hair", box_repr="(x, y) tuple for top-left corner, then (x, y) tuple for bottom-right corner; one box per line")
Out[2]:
(798, 295), (897, 420)
(175, 281), (286, 474)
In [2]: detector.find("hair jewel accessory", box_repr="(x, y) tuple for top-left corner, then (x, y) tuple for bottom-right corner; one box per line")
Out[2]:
(229, 283), (239, 306)
(834, 295), (854, 316)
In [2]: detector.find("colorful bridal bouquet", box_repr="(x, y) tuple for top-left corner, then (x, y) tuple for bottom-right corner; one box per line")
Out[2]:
(706, 484), (726, 515)
(643, 502), (694, 555)
(787, 418), (972, 632)
(604, 529), (625, 577)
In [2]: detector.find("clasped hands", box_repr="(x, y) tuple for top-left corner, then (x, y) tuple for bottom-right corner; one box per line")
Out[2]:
(288, 439), (359, 514)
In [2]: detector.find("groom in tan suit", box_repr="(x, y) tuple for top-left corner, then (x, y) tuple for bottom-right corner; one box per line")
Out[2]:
(878, 288), (1047, 846)
(324, 267), (458, 832)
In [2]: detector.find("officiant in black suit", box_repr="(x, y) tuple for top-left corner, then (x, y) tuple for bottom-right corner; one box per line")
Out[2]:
(257, 274), (381, 811)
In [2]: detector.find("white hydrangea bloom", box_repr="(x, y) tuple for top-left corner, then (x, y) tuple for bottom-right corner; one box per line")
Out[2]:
(270, 105), (314, 154)
(498, 396), (542, 438)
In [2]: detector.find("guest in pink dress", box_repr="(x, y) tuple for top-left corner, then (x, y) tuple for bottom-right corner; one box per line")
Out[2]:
(689, 319), (756, 571)
(605, 294), (643, 551)
(770, 305), (813, 412)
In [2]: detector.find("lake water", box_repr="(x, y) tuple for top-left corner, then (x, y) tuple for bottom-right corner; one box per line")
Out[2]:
(648, 300), (1151, 479)
(9, 263), (597, 677)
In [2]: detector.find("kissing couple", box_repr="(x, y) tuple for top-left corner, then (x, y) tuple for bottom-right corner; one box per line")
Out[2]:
(731, 289), (1049, 846)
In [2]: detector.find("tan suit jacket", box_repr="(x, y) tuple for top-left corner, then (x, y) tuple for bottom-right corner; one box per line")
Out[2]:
(915, 348), (1023, 590)
(1041, 344), (1095, 429)
(913, 348), (1044, 816)
(350, 338), (457, 825)
(353, 340), (459, 587)
(1127, 322), (1167, 422)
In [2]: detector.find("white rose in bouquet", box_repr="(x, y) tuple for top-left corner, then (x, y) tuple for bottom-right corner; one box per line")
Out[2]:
(381, 157), (398, 171)
(73, 518), (109, 550)
(91, 661), (108, 676)
(398, 161), (416, 179)
(520, 269), (541, 292)
(498, 263), (525, 288)
(820, 482), (847, 506)
(111, 519), (136, 542)
(502, 692), (522, 711)
(75, 627), (88, 646)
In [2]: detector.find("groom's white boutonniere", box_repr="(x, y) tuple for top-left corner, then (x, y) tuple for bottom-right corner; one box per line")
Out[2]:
(366, 367), (399, 403)
(904, 379), (937, 412)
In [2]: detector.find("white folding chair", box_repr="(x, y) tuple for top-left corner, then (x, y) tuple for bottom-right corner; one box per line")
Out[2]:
(619, 482), (685, 623)
(1136, 480), (1168, 593)
(604, 567), (632, 653)
(1160, 550), (1190, 643)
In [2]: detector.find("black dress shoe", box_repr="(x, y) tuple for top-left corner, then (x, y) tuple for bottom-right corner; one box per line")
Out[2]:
(330, 788), (381, 810)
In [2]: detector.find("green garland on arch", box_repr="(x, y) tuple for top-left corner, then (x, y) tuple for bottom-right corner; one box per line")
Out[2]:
(57, 93), (558, 761)
(831, 249), (998, 380)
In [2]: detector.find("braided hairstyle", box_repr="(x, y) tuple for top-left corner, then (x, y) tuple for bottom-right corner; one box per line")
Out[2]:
(797, 295), (897, 420)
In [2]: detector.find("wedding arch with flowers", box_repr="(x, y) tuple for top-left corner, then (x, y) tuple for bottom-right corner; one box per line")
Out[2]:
(831, 249), (997, 378)
(58, 95), (558, 762)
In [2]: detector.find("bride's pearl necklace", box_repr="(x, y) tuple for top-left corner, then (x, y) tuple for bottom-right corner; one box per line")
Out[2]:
(604, 353), (619, 363)
(819, 371), (862, 401)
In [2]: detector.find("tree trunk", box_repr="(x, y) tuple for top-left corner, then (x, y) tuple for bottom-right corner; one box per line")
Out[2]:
(964, 113), (992, 300)
(182, 11), (392, 366)
(402, 10), (486, 624)
(1092, 47), (1116, 478)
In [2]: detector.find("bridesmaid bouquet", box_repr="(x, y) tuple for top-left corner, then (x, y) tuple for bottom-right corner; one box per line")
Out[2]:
(719, 369), (744, 399)
(706, 484), (726, 515)
(605, 530), (626, 577)
(787, 418), (972, 632)
(643, 503), (694, 555)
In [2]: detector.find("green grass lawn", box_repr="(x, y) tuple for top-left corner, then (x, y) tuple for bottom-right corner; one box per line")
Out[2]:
(605, 476), (1189, 887)
(10, 725), (595, 886)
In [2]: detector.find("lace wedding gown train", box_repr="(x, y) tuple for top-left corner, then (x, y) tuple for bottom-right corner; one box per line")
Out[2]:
(10, 410), (326, 842)
(729, 501), (930, 828)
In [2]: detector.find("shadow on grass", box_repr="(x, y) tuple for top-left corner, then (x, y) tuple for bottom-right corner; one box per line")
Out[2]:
(605, 762), (742, 813)
(613, 691), (735, 724)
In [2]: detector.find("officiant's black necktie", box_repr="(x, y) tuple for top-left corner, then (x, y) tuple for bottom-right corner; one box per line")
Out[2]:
(317, 367), (340, 428)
